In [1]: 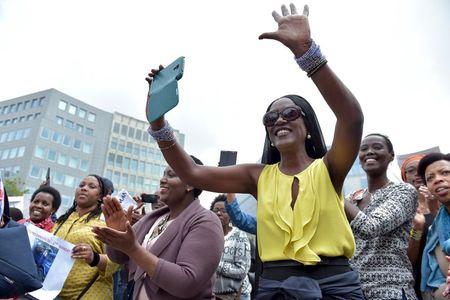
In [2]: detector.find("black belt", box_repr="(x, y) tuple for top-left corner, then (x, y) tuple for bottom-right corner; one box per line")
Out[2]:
(261, 256), (351, 281)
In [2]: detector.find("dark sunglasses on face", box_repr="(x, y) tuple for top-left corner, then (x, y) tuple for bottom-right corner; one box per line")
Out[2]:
(262, 107), (305, 127)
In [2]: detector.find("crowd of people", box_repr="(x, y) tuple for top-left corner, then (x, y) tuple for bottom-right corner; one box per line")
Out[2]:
(1, 3), (450, 300)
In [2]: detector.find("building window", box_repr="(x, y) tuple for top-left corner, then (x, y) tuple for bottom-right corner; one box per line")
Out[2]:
(17, 102), (23, 111)
(126, 142), (132, 154)
(15, 129), (23, 140)
(82, 142), (92, 154)
(143, 133), (149, 142)
(104, 169), (112, 179)
(29, 166), (41, 178)
(58, 100), (67, 111)
(139, 161), (145, 173)
(118, 140), (125, 152)
(1, 149), (9, 160)
(7, 131), (16, 142)
(34, 113), (41, 119)
(17, 147), (25, 157)
(121, 173), (128, 186)
(41, 127), (51, 139)
(52, 131), (63, 144)
(87, 112), (96, 122)
(135, 129), (142, 140)
(11, 118), (18, 124)
(24, 100), (30, 110)
(34, 146), (46, 159)
(69, 157), (79, 169)
(47, 149), (57, 162)
(73, 139), (82, 150)
(121, 125), (128, 136)
(128, 127), (135, 138)
(80, 160), (89, 172)
(19, 116), (25, 122)
(9, 148), (18, 159)
(76, 124), (83, 133)
(56, 116), (64, 125)
(57, 153), (68, 165)
(113, 171), (120, 185)
(23, 128), (31, 139)
(108, 153), (115, 166)
(115, 155), (123, 168)
(64, 119), (74, 129)
(62, 135), (71, 147)
(64, 175), (75, 188)
(68, 104), (77, 115)
(84, 127), (93, 136)
(26, 114), (33, 121)
(54, 171), (64, 185)
(113, 123), (120, 134)
(4, 119), (10, 126)
(133, 145), (140, 156)
(31, 99), (39, 108)
(110, 137), (118, 150)
(2, 106), (8, 114)
(123, 157), (130, 169)
(0, 133), (7, 143)
(131, 159), (138, 171)
(39, 97), (45, 106)
(9, 104), (16, 113)
(78, 108), (86, 119)
(140, 147), (147, 157)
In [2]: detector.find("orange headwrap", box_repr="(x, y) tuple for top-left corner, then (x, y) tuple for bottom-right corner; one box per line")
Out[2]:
(401, 154), (425, 182)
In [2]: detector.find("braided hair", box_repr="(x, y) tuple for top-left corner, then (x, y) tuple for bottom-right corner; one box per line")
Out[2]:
(56, 174), (106, 226)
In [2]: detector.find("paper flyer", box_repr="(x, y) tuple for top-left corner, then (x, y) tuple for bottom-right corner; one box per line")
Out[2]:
(25, 223), (75, 300)
(117, 189), (137, 211)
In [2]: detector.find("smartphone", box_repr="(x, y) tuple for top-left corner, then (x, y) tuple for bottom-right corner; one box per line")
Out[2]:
(141, 193), (160, 204)
(218, 151), (237, 167)
(146, 56), (185, 123)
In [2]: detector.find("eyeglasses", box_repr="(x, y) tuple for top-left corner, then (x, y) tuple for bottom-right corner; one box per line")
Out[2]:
(262, 107), (305, 127)
(212, 208), (227, 214)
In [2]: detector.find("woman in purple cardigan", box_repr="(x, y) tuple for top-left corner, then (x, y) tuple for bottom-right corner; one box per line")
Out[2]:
(93, 156), (224, 299)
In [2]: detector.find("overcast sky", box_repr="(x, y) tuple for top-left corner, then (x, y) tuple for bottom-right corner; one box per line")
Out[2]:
(0, 0), (449, 203)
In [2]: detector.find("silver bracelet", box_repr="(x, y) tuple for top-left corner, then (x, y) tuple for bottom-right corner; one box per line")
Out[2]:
(147, 121), (175, 142)
(295, 39), (327, 75)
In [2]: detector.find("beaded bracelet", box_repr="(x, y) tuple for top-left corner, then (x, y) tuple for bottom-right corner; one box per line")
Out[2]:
(147, 121), (175, 142)
(295, 39), (327, 75)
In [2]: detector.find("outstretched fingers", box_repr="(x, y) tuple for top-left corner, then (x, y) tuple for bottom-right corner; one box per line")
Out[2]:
(302, 4), (309, 17)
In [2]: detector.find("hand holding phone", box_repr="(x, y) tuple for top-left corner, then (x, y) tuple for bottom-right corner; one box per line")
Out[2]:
(146, 56), (185, 123)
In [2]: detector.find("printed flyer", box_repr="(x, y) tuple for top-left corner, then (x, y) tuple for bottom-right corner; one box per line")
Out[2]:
(25, 223), (75, 300)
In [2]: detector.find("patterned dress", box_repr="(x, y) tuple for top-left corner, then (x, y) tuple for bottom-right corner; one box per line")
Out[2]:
(348, 182), (418, 300)
(52, 212), (119, 300)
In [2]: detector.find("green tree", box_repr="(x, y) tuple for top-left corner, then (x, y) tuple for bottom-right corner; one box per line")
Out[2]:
(3, 177), (29, 196)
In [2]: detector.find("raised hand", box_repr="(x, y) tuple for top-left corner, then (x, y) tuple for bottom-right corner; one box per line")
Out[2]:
(145, 65), (164, 87)
(102, 195), (132, 232)
(259, 4), (311, 57)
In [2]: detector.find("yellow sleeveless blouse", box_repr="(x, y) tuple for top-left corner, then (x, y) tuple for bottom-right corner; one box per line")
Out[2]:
(257, 159), (355, 265)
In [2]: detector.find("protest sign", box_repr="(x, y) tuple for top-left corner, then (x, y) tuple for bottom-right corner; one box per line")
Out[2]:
(25, 223), (75, 300)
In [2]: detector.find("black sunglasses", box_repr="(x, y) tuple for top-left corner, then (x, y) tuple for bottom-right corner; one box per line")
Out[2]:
(262, 107), (305, 127)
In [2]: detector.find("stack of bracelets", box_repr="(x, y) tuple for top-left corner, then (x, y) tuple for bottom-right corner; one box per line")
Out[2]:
(147, 121), (177, 151)
(295, 39), (327, 77)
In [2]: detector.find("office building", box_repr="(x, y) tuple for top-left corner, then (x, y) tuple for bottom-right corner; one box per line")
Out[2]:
(0, 89), (184, 215)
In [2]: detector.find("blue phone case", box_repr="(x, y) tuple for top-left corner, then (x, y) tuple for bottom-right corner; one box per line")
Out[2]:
(146, 56), (185, 123)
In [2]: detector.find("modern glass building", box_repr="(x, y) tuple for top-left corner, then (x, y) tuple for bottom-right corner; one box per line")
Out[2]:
(0, 89), (184, 215)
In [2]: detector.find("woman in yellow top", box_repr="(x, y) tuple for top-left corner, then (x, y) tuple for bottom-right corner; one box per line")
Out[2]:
(52, 174), (119, 300)
(146, 3), (364, 299)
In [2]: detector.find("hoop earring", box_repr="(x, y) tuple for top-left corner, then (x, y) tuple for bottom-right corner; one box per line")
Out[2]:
(307, 133), (311, 139)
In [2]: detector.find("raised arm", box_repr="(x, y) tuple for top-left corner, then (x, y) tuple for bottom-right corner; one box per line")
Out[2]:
(259, 4), (364, 194)
(225, 193), (257, 235)
(146, 68), (262, 197)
